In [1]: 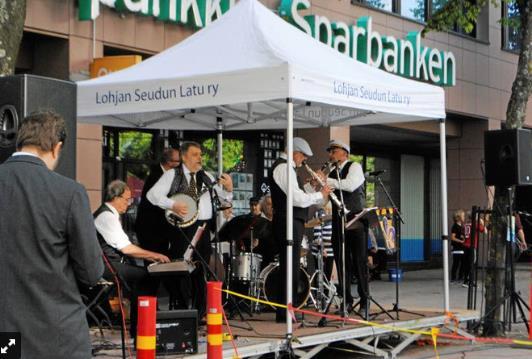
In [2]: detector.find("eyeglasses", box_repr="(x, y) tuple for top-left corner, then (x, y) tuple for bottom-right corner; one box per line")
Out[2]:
(328, 148), (343, 154)
(120, 195), (133, 205)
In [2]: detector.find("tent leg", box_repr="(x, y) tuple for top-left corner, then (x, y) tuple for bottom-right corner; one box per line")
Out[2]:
(286, 98), (294, 346)
(439, 118), (450, 313)
(216, 117), (224, 239)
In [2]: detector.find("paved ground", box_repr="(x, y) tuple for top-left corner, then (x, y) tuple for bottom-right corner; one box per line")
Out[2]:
(91, 265), (531, 358)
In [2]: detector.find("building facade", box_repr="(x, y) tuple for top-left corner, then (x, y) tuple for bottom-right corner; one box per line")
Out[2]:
(15, 0), (530, 262)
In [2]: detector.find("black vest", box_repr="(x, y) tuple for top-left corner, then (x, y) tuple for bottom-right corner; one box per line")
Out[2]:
(269, 157), (308, 221)
(94, 204), (123, 262)
(329, 161), (365, 215)
(168, 164), (206, 198)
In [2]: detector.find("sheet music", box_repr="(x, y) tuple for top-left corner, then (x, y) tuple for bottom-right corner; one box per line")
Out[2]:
(183, 223), (207, 262)
(345, 207), (379, 230)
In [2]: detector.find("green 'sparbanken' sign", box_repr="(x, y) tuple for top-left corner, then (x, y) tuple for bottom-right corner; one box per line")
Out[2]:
(79, 0), (455, 87)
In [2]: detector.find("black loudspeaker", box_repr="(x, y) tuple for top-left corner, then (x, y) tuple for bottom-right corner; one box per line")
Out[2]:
(515, 185), (532, 212)
(0, 75), (76, 179)
(484, 129), (532, 186)
(155, 310), (198, 355)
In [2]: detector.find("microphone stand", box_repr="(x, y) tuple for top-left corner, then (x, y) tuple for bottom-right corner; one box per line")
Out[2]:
(372, 174), (424, 319)
(204, 183), (250, 325)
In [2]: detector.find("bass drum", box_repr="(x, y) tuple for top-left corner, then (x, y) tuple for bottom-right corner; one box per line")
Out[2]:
(260, 262), (310, 309)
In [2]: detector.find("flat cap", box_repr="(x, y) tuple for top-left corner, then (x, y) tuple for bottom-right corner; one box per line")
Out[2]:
(293, 137), (313, 157)
(326, 139), (350, 154)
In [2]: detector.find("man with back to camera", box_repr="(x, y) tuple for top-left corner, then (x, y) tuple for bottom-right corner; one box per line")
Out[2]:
(323, 139), (369, 317)
(94, 180), (170, 339)
(0, 111), (104, 359)
(269, 137), (331, 322)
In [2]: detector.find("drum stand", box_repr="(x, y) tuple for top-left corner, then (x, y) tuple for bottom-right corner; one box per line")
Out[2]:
(308, 221), (337, 312)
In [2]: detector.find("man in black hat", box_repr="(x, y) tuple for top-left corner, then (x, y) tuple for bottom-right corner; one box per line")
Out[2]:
(325, 139), (369, 317)
(270, 137), (331, 322)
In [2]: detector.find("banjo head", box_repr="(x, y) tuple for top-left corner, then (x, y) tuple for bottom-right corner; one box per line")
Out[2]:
(165, 193), (199, 228)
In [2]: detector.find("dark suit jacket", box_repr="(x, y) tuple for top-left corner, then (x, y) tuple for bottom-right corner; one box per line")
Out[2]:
(0, 155), (104, 359)
(135, 164), (172, 252)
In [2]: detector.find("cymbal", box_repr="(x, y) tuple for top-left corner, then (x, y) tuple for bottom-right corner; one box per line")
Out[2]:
(304, 215), (332, 228)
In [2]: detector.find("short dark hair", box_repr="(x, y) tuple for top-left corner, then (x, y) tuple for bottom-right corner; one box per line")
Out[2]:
(16, 111), (67, 152)
(105, 180), (129, 202)
(161, 147), (179, 165)
(180, 141), (201, 155)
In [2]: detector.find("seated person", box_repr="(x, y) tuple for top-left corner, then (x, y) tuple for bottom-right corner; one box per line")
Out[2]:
(94, 180), (170, 338)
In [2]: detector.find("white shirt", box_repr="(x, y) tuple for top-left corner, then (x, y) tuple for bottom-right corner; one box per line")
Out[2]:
(326, 159), (365, 192)
(12, 151), (38, 157)
(147, 165), (232, 220)
(94, 203), (131, 251)
(272, 153), (324, 208)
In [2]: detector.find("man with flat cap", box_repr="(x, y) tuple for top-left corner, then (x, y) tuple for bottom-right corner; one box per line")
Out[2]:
(270, 137), (331, 322)
(325, 139), (369, 317)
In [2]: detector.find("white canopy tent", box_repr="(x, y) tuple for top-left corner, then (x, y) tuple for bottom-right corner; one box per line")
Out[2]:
(78, 0), (450, 341)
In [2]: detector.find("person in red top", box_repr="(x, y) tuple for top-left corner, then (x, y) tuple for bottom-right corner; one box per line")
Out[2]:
(462, 212), (485, 287)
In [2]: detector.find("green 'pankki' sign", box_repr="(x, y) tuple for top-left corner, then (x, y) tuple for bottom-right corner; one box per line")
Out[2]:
(279, 0), (455, 87)
(78, 0), (235, 28)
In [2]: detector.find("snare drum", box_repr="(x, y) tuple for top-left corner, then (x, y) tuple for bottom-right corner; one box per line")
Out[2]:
(231, 253), (262, 282)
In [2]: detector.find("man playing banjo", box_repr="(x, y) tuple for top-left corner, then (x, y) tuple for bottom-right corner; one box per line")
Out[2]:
(147, 141), (233, 317)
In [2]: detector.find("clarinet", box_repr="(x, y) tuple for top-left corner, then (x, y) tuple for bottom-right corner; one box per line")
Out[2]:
(302, 161), (342, 208)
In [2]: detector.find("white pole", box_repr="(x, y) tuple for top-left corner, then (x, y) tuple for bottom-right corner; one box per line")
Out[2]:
(439, 118), (450, 313)
(216, 117), (223, 229)
(286, 98), (294, 340)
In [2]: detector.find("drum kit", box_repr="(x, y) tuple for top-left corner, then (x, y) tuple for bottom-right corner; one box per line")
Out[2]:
(218, 213), (337, 315)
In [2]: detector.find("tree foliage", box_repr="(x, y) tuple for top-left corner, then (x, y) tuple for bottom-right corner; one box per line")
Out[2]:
(0, 0), (26, 76)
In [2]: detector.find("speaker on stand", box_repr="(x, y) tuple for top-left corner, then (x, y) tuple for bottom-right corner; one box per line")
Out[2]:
(0, 75), (77, 179)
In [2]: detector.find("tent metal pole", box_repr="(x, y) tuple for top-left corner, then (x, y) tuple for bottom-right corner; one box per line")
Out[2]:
(216, 118), (224, 241)
(439, 118), (450, 313)
(286, 98), (294, 343)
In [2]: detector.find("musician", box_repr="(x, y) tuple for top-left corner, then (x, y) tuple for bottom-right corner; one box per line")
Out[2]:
(270, 137), (331, 322)
(94, 180), (170, 338)
(136, 147), (180, 257)
(324, 139), (369, 316)
(260, 194), (273, 221)
(147, 141), (233, 316)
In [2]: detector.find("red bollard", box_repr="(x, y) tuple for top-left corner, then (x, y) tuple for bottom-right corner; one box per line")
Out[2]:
(207, 281), (223, 359)
(136, 296), (157, 359)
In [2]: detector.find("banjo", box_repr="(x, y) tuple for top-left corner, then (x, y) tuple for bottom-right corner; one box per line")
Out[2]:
(165, 193), (200, 228)
(165, 161), (245, 227)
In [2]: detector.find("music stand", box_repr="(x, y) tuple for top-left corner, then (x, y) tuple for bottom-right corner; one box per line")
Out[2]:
(372, 174), (424, 320)
(346, 208), (394, 320)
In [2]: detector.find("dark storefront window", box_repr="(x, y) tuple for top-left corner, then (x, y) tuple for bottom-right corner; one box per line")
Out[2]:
(502, 1), (521, 52)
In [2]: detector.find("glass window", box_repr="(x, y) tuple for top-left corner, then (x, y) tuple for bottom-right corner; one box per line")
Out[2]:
(118, 131), (154, 161)
(201, 138), (244, 173)
(503, 1), (521, 52)
(401, 0), (425, 21)
(352, 0), (394, 12)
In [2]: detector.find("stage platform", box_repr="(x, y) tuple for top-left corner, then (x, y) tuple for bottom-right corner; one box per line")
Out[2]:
(91, 308), (480, 358)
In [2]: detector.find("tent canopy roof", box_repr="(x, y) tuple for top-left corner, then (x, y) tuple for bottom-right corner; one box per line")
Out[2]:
(77, 0), (445, 130)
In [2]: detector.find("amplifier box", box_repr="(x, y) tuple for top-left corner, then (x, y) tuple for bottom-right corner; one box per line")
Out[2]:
(156, 310), (198, 355)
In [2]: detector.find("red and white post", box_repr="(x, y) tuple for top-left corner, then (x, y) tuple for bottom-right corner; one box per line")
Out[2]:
(207, 281), (223, 359)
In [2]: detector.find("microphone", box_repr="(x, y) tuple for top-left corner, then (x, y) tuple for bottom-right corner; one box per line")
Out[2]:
(365, 170), (386, 177)
(201, 172), (217, 189)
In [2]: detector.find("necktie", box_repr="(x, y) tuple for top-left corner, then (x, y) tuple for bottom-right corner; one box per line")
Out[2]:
(188, 172), (198, 199)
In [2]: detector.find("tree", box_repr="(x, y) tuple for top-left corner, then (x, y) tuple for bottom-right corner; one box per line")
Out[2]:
(0, 0), (26, 76)
(422, 0), (531, 336)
